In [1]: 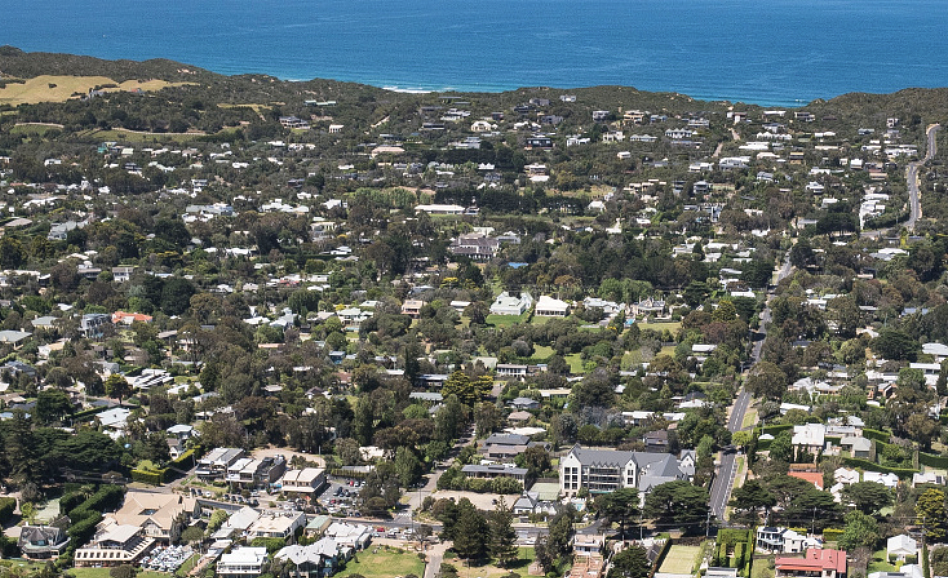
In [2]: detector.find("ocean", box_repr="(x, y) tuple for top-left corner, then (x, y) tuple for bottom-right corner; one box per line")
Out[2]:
(1, 0), (946, 106)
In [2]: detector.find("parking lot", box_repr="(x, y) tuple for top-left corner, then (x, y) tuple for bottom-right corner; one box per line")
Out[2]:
(319, 478), (363, 516)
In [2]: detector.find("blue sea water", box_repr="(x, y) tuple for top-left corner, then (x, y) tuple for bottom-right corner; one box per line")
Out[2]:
(1, 0), (946, 106)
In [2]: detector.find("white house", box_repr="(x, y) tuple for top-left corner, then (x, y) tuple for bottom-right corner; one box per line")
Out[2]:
(490, 292), (533, 316)
(217, 547), (268, 578)
(887, 535), (917, 562)
(535, 295), (570, 317)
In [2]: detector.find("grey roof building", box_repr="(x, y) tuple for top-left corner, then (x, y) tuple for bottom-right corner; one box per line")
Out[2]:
(559, 444), (694, 499)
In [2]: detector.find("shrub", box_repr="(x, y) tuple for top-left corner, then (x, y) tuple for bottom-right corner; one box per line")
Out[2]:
(0, 497), (16, 523)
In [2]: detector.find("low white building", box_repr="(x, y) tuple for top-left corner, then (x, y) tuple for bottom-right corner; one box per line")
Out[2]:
(217, 547), (268, 578)
(535, 295), (570, 317)
(887, 535), (917, 562)
(490, 292), (533, 316)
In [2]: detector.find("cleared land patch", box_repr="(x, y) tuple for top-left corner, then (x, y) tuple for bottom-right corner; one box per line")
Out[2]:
(0, 75), (193, 105)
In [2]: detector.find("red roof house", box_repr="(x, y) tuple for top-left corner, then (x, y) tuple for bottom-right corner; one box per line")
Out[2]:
(775, 548), (847, 578)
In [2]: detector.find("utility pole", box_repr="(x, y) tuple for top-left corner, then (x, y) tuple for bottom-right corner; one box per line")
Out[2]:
(706, 508), (712, 538)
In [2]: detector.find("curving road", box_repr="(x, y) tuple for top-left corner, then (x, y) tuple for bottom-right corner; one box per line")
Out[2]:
(907, 123), (942, 230)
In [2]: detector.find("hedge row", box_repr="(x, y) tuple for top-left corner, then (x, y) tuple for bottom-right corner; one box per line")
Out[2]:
(863, 428), (890, 443)
(823, 528), (844, 542)
(131, 468), (168, 485)
(840, 457), (917, 479)
(0, 497), (16, 523)
(919, 452), (948, 470)
(712, 529), (753, 573)
(756, 424), (794, 437)
(171, 448), (198, 468)
(72, 406), (110, 422)
(649, 540), (673, 578)
(68, 484), (126, 522)
(330, 468), (370, 480)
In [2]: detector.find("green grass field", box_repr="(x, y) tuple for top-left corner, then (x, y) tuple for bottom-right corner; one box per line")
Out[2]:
(868, 549), (898, 574)
(336, 547), (425, 578)
(453, 547), (543, 578)
(635, 321), (682, 334)
(564, 353), (586, 373)
(751, 556), (775, 578)
(71, 569), (168, 578)
(486, 313), (530, 327)
(659, 545), (701, 574)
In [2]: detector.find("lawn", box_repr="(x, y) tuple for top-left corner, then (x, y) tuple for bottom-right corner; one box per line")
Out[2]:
(750, 556), (775, 578)
(486, 313), (530, 327)
(9, 123), (61, 136)
(659, 545), (701, 574)
(0, 75), (191, 106)
(868, 549), (898, 574)
(635, 321), (682, 334)
(446, 548), (542, 578)
(0, 560), (49, 575)
(564, 353), (586, 373)
(741, 406), (759, 430)
(529, 345), (554, 360)
(72, 569), (168, 578)
(336, 547), (426, 578)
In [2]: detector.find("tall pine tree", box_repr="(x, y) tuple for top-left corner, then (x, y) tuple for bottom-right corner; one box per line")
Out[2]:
(488, 497), (519, 567)
(452, 499), (488, 561)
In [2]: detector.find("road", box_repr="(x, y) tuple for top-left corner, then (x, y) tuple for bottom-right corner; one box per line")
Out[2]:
(708, 253), (792, 519)
(906, 123), (941, 230)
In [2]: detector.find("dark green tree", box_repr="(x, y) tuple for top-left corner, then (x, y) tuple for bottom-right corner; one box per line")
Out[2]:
(488, 498), (518, 568)
(608, 545), (651, 578)
(643, 481), (710, 531)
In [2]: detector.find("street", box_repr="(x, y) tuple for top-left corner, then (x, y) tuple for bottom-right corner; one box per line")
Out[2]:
(708, 252), (792, 519)
(907, 123), (942, 230)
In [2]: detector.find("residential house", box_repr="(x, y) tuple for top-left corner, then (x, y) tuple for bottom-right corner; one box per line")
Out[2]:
(573, 534), (605, 557)
(80, 313), (111, 337)
(226, 456), (287, 488)
(275, 540), (346, 578)
(864, 471), (899, 488)
(279, 468), (326, 494)
(461, 463), (528, 483)
(756, 527), (821, 554)
(74, 524), (155, 567)
(840, 436), (872, 459)
(400, 299), (425, 318)
(0, 330), (31, 348)
(304, 515), (333, 538)
(196, 447), (245, 480)
(775, 549), (846, 578)
(106, 491), (198, 543)
(248, 512), (306, 540)
(217, 547), (268, 578)
(509, 397), (540, 411)
(887, 535), (917, 562)
(111, 311), (153, 326)
(481, 433), (549, 462)
(18, 525), (69, 559)
(490, 292), (533, 316)
(449, 233), (500, 261)
(792, 424), (826, 454)
(323, 522), (373, 550)
(112, 266), (136, 283)
(559, 445), (692, 500)
(535, 295), (570, 317)
(496, 364), (529, 379)
(631, 298), (665, 317)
